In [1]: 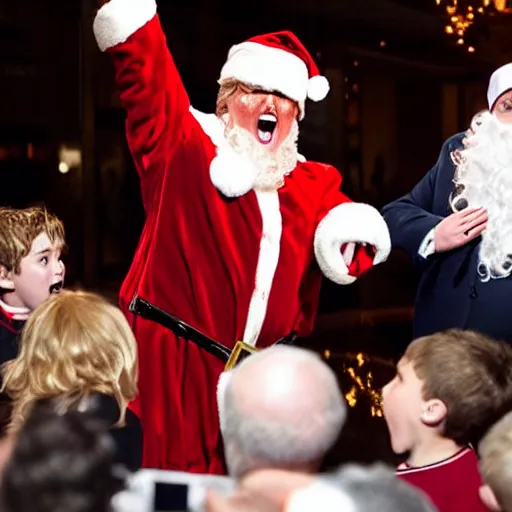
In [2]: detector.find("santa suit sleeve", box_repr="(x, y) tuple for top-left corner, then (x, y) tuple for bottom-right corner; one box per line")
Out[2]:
(313, 166), (391, 285)
(92, 0), (190, 186)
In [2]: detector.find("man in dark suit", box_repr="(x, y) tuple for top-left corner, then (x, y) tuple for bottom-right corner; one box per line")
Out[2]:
(382, 63), (512, 342)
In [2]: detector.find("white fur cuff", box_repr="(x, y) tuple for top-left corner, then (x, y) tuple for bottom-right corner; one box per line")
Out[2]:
(314, 202), (391, 285)
(93, 0), (157, 52)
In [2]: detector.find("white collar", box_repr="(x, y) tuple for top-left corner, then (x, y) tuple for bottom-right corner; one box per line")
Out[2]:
(0, 298), (30, 321)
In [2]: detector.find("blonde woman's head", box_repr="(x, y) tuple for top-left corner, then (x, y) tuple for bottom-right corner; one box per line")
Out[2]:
(2, 290), (138, 433)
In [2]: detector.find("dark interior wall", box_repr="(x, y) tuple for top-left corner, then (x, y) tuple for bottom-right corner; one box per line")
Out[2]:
(395, 79), (443, 193)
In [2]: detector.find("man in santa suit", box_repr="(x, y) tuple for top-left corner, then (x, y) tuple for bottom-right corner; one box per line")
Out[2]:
(93, 0), (391, 473)
(383, 63), (512, 343)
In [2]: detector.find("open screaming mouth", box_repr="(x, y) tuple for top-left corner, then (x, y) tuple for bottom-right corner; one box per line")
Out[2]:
(49, 281), (63, 294)
(257, 114), (277, 144)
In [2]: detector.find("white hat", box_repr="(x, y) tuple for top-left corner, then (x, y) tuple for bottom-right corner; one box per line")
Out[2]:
(487, 62), (512, 110)
(219, 31), (330, 120)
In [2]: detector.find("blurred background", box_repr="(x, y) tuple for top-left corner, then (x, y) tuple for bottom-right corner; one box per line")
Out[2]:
(2, 0), (511, 466)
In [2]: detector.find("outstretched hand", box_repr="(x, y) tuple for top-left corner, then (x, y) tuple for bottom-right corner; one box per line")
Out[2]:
(434, 207), (488, 252)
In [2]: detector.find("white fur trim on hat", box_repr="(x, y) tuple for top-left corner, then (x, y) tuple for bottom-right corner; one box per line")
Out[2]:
(488, 62), (512, 110)
(93, 0), (157, 52)
(285, 482), (356, 512)
(220, 42), (310, 110)
(308, 75), (330, 102)
(314, 202), (391, 285)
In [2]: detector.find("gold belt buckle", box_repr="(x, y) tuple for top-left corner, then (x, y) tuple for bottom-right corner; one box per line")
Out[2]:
(224, 340), (258, 370)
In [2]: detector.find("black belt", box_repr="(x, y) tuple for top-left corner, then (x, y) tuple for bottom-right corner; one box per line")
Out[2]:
(129, 297), (296, 370)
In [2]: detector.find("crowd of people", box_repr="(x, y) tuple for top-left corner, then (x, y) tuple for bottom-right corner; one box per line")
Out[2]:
(1, 0), (512, 509)
(1, 272), (512, 511)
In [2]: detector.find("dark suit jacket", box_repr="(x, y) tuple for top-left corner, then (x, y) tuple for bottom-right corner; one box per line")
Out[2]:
(382, 133), (512, 343)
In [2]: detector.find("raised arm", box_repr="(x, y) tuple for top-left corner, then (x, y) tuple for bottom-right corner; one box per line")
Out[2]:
(93, 0), (190, 176)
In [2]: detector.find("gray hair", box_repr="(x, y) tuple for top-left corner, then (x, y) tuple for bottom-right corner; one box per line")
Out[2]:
(321, 463), (437, 512)
(221, 346), (346, 478)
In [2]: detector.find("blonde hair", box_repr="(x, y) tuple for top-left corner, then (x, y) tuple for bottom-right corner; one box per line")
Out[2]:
(2, 290), (138, 433)
(215, 79), (300, 118)
(216, 79), (252, 117)
(0, 205), (65, 274)
(479, 412), (512, 511)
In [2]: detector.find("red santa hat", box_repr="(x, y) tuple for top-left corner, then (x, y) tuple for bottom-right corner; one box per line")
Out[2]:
(488, 62), (512, 110)
(219, 31), (330, 119)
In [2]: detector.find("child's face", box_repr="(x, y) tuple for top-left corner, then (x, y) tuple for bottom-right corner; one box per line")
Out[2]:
(5, 232), (65, 311)
(382, 358), (426, 454)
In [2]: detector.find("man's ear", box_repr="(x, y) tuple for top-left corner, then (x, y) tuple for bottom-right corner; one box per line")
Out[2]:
(0, 266), (14, 291)
(479, 484), (501, 511)
(420, 398), (447, 427)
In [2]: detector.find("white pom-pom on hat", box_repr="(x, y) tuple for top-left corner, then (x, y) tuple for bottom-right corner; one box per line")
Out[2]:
(308, 75), (330, 102)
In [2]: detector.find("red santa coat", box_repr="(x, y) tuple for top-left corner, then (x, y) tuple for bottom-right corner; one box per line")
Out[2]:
(93, 0), (390, 473)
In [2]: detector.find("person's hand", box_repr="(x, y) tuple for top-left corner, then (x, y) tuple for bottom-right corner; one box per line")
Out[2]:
(434, 208), (488, 252)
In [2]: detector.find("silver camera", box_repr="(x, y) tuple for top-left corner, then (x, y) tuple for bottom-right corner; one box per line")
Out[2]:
(111, 469), (235, 512)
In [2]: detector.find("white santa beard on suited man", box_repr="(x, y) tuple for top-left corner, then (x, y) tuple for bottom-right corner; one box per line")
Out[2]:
(222, 116), (299, 191)
(451, 111), (512, 281)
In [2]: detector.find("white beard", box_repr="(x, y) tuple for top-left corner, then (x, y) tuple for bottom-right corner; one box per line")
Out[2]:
(450, 111), (512, 281)
(222, 115), (299, 191)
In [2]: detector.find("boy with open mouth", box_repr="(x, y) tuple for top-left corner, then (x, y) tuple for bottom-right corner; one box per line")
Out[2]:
(0, 205), (66, 367)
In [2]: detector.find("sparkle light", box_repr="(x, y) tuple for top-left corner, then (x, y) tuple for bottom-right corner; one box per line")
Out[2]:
(58, 145), (82, 175)
(435, 0), (494, 47)
(58, 162), (70, 174)
(494, 0), (512, 12)
(342, 352), (391, 418)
